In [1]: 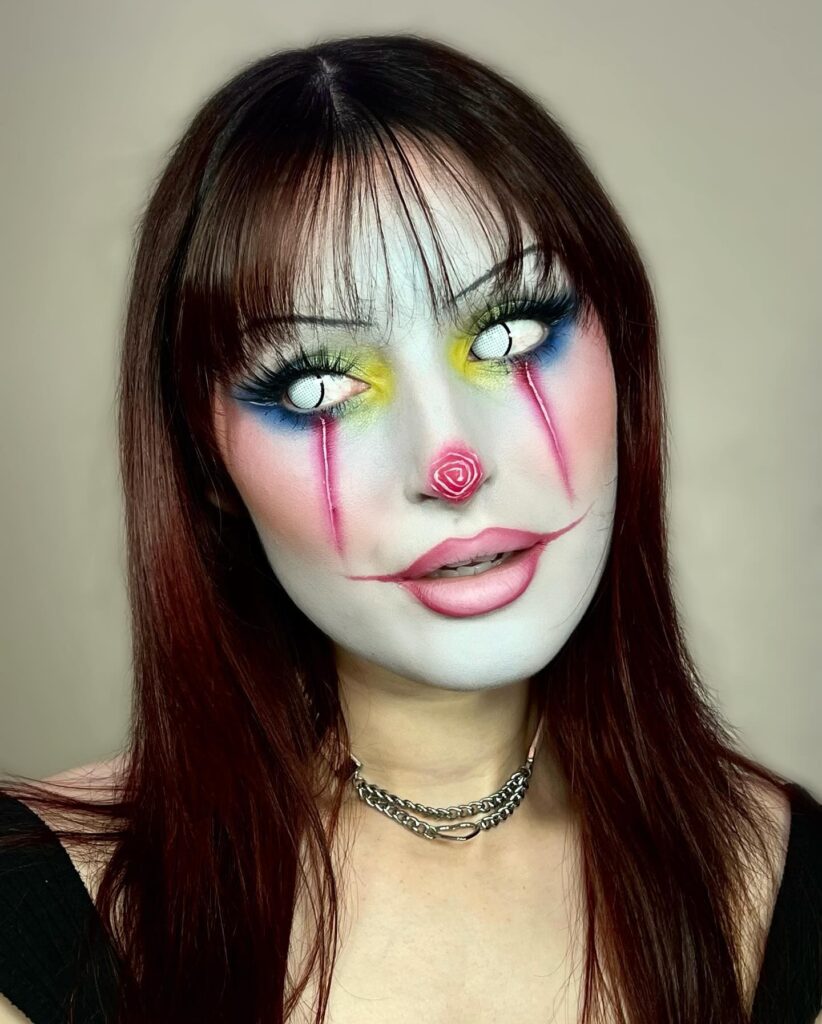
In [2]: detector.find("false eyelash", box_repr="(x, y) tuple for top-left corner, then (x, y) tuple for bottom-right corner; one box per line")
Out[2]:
(233, 279), (581, 417)
(233, 343), (363, 411)
(463, 280), (580, 340)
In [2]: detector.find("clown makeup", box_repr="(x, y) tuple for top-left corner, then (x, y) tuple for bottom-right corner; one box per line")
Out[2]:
(212, 158), (618, 706)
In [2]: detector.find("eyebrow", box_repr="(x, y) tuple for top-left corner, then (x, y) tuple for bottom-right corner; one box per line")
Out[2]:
(244, 242), (542, 332)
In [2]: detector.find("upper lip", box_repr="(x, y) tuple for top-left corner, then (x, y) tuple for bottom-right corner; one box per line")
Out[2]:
(345, 508), (592, 584)
(388, 527), (549, 581)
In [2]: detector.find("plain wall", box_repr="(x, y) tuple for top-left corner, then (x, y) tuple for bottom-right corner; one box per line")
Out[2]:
(1, 0), (819, 789)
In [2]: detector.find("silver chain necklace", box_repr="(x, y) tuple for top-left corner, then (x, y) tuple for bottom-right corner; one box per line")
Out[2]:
(349, 718), (545, 842)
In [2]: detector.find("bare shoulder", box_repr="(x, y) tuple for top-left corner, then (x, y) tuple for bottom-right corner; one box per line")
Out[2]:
(40, 751), (129, 798)
(744, 773), (793, 886)
(23, 752), (129, 903)
(0, 758), (127, 1020)
(736, 773), (794, 1007)
(0, 992), (33, 1023)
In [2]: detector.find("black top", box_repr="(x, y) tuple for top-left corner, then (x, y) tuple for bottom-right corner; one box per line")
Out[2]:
(0, 782), (820, 1023)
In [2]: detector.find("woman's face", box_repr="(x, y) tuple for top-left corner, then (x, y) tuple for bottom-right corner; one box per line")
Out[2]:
(213, 173), (618, 691)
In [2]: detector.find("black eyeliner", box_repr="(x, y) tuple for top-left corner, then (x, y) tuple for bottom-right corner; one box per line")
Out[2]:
(233, 344), (362, 407)
(233, 279), (580, 409)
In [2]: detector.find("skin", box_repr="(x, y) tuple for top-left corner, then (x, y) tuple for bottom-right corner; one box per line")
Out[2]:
(9, 761), (791, 1024)
(10, 155), (798, 1024)
(211, 153), (619, 819)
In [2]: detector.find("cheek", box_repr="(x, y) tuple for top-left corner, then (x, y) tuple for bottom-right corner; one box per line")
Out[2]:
(213, 320), (617, 555)
(215, 390), (399, 562)
(516, 317), (617, 494)
(214, 395), (334, 554)
(562, 321), (618, 476)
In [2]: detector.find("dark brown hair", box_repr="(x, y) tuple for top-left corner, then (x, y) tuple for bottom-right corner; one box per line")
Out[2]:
(0, 32), (793, 1023)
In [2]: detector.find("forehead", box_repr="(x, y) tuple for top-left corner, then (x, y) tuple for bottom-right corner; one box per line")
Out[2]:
(290, 152), (539, 329)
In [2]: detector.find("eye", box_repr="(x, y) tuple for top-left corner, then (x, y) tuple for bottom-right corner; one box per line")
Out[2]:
(283, 373), (368, 413)
(231, 344), (372, 422)
(468, 319), (549, 362)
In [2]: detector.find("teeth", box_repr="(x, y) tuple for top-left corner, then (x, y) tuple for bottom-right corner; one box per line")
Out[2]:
(425, 551), (511, 579)
(443, 551), (504, 569)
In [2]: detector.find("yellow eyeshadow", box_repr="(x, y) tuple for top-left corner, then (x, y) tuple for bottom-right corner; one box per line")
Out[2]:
(346, 334), (515, 428)
(447, 332), (511, 390)
(341, 350), (395, 426)
(355, 351), (394, 402)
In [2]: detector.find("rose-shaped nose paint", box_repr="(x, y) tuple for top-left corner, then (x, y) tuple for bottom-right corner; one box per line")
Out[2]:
(428, 447), (484, 502)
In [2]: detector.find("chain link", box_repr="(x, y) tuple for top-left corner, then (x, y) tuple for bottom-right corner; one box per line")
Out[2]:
(301, 678), (543, 844)
(350, 744), (538, 842)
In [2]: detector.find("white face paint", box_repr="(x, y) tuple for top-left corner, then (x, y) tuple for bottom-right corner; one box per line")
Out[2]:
(213, 159), (618, 692)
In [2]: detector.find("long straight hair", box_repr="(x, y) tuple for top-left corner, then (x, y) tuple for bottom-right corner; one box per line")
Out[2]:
(0, 32), (794, 1023)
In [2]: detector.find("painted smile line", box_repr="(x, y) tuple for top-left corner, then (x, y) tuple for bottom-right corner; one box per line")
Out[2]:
(347, 507), (591, 619)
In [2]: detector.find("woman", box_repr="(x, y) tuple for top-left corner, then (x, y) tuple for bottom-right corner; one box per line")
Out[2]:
(0, 31), (820, 1024)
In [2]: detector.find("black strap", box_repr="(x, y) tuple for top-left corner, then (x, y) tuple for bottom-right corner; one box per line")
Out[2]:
(0, 793), (119, 1023)
(751, 781), (822, 1024)
(2, 783), (820, 1023)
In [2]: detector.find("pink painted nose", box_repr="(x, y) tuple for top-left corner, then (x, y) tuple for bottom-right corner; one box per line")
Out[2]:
(427, 447), (485, 503)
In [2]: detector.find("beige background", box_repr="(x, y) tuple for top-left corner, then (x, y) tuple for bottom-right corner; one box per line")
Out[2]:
(1, 1), (819, 790)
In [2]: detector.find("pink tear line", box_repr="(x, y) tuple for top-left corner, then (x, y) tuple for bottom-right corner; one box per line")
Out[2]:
(315, 416), (343, 556)
(515, 361), (575, 502)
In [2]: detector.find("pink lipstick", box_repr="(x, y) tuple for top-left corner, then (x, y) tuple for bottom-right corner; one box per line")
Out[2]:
(348, 511), (589, 618)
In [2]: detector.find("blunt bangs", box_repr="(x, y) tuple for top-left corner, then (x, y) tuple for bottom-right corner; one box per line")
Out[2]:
(177, 100), (598, 393)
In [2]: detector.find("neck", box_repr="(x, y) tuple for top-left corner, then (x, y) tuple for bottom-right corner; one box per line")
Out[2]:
(333, 645), (568, 822)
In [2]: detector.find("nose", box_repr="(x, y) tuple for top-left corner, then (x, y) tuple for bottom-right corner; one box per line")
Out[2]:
(426, 445), (486, 503)
(398, 338), (496, 506)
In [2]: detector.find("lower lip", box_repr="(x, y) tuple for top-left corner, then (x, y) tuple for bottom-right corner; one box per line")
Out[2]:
(396, 541), (548, 618)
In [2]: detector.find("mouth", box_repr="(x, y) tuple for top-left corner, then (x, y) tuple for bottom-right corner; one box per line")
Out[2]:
(383, 526), (556, 582)
(347, 511), (591, 619)
(417, 548), (524, 578)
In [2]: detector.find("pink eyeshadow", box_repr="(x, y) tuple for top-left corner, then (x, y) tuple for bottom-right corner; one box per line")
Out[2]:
(313, 415), (344, 556)
(514, 359), (575, 503)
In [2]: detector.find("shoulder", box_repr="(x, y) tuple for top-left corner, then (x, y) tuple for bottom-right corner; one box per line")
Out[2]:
(33, 753), (128, 903)
(743, 774), (793, 925)
(1, 753), (127, 904)
(747, 773), (794, 897)
(0, 758), (126, 1024)
(733, 775), (793, 1007)
(39, 751), (129, 801)
(746, 776), (822, 1021)
(0, 993), (33, 1023)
